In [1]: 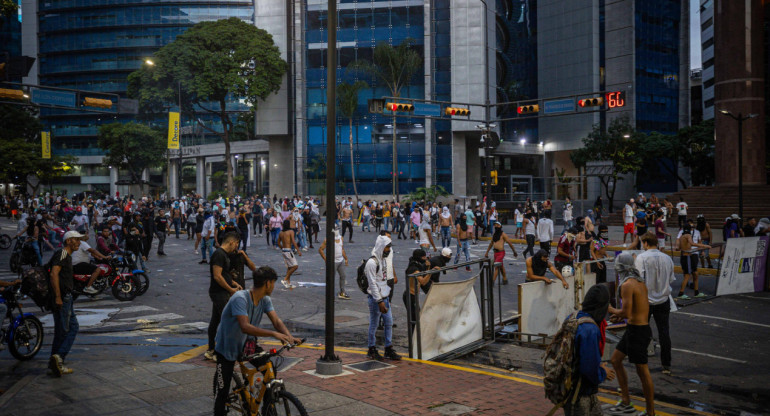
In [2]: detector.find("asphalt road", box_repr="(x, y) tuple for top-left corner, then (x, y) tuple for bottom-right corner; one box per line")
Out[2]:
(0, 218), (767, 415)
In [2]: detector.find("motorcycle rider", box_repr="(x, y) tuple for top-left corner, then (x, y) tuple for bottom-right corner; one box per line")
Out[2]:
(72, 233), (110, 295)
(96, 226), (120, 257)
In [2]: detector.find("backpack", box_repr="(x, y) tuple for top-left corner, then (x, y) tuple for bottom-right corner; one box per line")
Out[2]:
(542, 312), (597, 416)
(356, 256), (379, 294)
(20, 266), (52, 311)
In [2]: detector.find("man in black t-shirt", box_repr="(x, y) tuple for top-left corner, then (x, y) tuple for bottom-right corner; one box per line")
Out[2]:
(205, 232), (243, 362)
(154, 209), (169, 256)
(48, 230), (84, 377)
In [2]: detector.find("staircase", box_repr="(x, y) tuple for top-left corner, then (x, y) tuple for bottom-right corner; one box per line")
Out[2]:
(605, 185), (770, 228)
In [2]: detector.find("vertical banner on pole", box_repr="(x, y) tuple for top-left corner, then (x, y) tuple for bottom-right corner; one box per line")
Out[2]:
(167, 112), (180, 149)
(41, 131), (51, 159)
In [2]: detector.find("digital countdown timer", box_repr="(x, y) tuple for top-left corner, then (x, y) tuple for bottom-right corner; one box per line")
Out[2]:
(605, 91), (626, 108)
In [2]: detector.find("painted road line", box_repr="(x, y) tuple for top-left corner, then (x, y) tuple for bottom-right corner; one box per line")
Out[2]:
(117, 305), (158, 314)
(671, 348), (747, 364)
(161, 344), (208, 363)
(677, 311), (770, 329)
(117, 313), (185, 323)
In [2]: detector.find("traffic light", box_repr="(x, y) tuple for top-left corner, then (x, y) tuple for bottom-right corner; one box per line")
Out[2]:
(386, 102), (414, 112)
(517, 104), (539, 114)
(491, 170), (498, 186)
(83, 97), (113, 109)
(578, 97), (604, 107)
(444, 107), (470, 116)
(0, 88), (24, 100)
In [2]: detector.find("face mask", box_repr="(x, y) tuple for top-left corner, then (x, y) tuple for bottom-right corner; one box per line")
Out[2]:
(599, 232), (609, 240)
(383, 250), (391, 258)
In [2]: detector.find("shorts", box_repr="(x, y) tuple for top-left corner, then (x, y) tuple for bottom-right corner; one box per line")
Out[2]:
(700, 239), (710, 257)
(615, 324), (652, 365)
(680, 254), (699, 274)
(493, 250), (505, 264)
(73, 262), (97, 275)
(282, 249), (298, 268)
(623, 223), (635, 234)
(516, 222), (522, 228)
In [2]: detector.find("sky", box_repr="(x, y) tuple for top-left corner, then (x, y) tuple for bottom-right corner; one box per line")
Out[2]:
(691, 0), (701, 69)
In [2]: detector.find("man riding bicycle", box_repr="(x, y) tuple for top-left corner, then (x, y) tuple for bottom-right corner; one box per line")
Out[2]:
(213, 265), (301, 416)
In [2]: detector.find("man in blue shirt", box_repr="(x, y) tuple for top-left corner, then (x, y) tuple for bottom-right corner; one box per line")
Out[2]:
(565, 284), (615, 415)
(212, 266), (302, 416)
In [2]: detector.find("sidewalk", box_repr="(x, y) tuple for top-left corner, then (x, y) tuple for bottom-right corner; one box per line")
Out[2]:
(0, 339), (695, 416)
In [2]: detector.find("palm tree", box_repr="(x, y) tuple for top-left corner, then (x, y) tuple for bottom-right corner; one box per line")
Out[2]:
(337, 81), (368, 201)
(350, 39), (422, 201)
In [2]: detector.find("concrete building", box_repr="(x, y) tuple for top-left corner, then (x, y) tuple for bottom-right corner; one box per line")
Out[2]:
(700, 0), (714, 120)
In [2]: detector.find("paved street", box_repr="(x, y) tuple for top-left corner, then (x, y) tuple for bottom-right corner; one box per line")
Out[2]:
(0, 217), (767, 415)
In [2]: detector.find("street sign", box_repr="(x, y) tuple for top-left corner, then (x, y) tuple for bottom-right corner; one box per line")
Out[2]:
(30, 88), (76, 108)
(413, 102), (442, 117)
(543, 98), (575, 115)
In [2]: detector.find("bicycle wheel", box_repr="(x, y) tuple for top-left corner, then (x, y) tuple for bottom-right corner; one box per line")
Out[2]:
(261, 391), (308, 416)
(0, 234), (11, 250)
(226, 372), (251, 415)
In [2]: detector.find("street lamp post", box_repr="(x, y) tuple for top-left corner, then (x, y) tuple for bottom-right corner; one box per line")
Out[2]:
(718, 109), (757, 226)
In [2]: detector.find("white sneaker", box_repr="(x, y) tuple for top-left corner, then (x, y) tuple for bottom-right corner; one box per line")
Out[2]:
(83, 286), (99, 295)
(194, 250), (199, 255)
(281, 280), (289, 288)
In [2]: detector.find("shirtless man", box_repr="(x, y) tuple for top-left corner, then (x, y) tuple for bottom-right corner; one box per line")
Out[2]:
(484, 222), (519, 284)
(454, 214), (472, 271)
(524, 249), (569, 288)
(676, 223), (711, 299)
(695, 215), (713, 269)
(278, 219), (301, 288)
(417, 221), (437, 253)
(339, 204), (354, 243)
(607, 252), (655, 416)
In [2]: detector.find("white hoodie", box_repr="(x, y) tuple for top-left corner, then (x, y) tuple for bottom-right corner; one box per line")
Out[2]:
(366, 235), (392, 301)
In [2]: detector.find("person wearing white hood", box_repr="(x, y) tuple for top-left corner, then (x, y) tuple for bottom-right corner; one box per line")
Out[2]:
(438, 206), (453, 248)
(365, 235), (401, 361)
(318, 225), (350, 299)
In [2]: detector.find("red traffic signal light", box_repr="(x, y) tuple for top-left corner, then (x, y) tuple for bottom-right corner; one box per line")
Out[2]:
(386, 102), (414, 112)
(578, 97), (604, 107)
(517, 104), (539, 114)
(444, 107), (470, 116)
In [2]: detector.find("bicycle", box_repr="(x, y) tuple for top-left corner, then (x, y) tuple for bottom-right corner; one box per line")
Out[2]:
(227, 340), (308, 416)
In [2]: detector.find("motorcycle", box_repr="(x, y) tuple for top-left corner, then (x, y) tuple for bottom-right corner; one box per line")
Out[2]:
(9, 237), (39, 274)
(118, 252), (149, 296)
(72, 257), (141, 302)
(0, 284), (44, 360)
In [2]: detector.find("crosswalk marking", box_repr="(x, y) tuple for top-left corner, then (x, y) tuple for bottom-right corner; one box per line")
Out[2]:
(118, 312), (184, 323)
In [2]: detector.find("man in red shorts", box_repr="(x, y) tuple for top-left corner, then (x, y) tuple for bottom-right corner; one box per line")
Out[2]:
(484, 222), (518, 284)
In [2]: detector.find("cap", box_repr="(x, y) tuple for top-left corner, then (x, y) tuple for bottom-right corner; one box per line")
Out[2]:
(63, 231), (85, 241)
(731, 214), (741, 220)
(759, 218), (770, 227)
(441, 247), (452, 258)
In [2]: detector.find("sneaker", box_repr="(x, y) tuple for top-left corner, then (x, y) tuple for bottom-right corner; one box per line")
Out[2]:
(366, 347), (383, 361)
(194, 250), (199, 255)
(392, 323), (398, 328)
(606, 401), (636, 415)
(302, 247), (308, 252)
(384, 346), (402, 361)
(338, 292), (351, 300)
(198, 259), (207, 264)
(280, 280), (289, 288)
(83, 286), (99, 295)
(466, 267), (472, 272)
(204, 349), (217, 361)
(60, 366), (74, 375)
(678, 294), (691, 300)
(694, 293), (708, 298)
(502, 279), (509, 285)
(49, 354), (63, 377)
(662, 366), (672, 376)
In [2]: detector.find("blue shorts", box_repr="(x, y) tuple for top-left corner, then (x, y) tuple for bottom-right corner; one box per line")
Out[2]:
(516, 222), (522, 228)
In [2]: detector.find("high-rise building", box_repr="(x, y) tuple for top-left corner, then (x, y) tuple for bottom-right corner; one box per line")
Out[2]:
(700, 0), (714, 120)
(0, 1), (22, 60)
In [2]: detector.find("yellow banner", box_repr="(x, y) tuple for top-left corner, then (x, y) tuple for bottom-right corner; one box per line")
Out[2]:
(167, 111), (180, 149)
(41, 131), (51, 159)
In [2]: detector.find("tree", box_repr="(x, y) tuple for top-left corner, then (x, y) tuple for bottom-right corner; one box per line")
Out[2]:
(350, 39), (422, 200)
(678, 118), (715, 186)
(570, 116), (643, 212)
(98, 122), (166, 195)
(1, 0), (17, 19)
(337, 81), (368, 201)
(0, 104), (74, 196)
(305, 154), (327, 204)
(128, 17), (287, 197)
(404, 185), (450, 204)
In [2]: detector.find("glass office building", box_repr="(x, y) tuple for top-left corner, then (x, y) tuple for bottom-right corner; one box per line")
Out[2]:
(35, 0), (255, 157)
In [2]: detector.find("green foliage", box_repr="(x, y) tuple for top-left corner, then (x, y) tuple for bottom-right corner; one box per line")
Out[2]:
(128, 17), (287, 196)
(676, 118), (715, 186)
(211, 171), (245, 194)
(570, 116), (643, 212)
(349, 39), (422, 99)
(0, 105), (74, 195)
(97, 122), (166, 192)
(404, 185), (450, 203)
(337, 81), (369, 200)
(0, 0), (17, 18)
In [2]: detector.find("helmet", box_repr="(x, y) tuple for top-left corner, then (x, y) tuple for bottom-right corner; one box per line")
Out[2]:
(561, 266), (574, 278)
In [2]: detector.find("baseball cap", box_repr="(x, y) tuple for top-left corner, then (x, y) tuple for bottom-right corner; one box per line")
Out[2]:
(731, 214), (741, 220)
(441, 247), (452, 258)
(63, 231), (85, 241)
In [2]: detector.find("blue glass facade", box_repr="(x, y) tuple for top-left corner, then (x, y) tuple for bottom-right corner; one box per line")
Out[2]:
(304, 1), (427, 195)
(432, 0), (452, 192)
(36, 0), (254, 156)
(0, 1), (22, 76)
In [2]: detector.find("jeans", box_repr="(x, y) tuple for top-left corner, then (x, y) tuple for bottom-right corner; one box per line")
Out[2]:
(240, 230), (249, 250)
(454, 240), (470, 264)
(201, 237), (215, 260)
(186, 222), (195, 237)
(173, 218), (181, 238)
(362, 215), (370, 231)
(29, 240), (43, 266)
(440, 226), (451, 248)
(397, 220), (407, 239)
(335, 261), (347, 293)
(270, 229), (280, 247)
(367, 296), (393, 348)
(213, 352), (235, 416)
(523, 234), (536, 258)
(296, 227), (307, 249)
(208, 295), (229, 351)
(155, 231), (166, 253)
(383, 217), (390, 232)
(341, 220), (353, 241)
(649, 299), (672, 367)
(51, 293), (79, 359)
(48, 230), (61, 247)
(562, 219), (575, 235)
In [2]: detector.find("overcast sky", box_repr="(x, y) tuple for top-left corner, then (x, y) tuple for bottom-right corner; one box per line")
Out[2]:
(691, 0), (701, 69)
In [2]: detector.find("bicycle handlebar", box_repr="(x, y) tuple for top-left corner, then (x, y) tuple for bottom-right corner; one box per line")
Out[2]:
(239, 338), (306, 362)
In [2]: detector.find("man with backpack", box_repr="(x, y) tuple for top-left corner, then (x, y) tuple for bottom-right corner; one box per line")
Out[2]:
(48, 230), (85, 377)
(364, 235), (400, 361)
